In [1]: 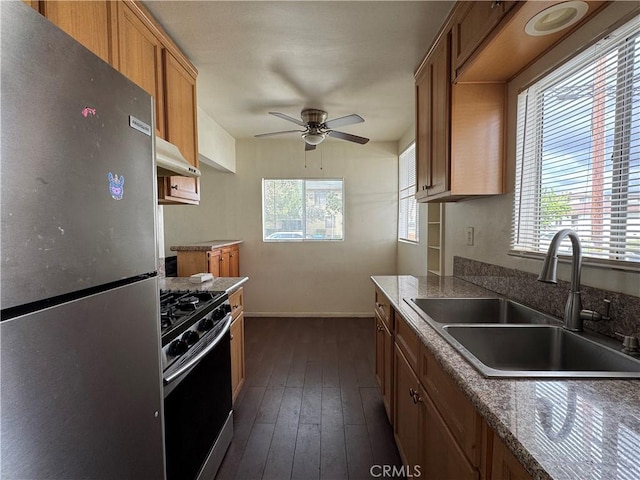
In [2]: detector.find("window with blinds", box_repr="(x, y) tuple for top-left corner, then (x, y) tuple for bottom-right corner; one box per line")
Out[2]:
(399, 143), (418, 242)
(512, 18), (639, 268)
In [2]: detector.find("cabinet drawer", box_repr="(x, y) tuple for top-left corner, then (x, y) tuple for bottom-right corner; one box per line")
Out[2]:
(229, 287), (243, 320)
(420, 344), (482, 468)
(374, 287), (392, 330)
(395, 314), (419, 373)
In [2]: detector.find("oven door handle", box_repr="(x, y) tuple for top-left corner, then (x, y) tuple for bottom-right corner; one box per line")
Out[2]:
(163, 313), (232, 385)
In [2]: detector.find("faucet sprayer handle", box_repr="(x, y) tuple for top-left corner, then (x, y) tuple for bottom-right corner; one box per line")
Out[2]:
(579, 298), (612, 322)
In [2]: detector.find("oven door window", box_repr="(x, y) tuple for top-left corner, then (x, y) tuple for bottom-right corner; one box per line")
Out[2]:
(164, 331), (232, 480)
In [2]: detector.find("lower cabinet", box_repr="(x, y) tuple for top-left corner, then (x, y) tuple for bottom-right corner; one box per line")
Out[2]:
(393, 344), (422, 470)
(229, 287), (245, 404)
(175, 244), (240, 278)
(421, 383), (479, 480)
(374, 289), (532, 480)
(374, 310), (393, 422)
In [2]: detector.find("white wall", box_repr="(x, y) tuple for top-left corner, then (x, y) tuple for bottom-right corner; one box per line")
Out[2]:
(163, 139), (398, 315)
(197, 106), (236, 172)
(444, 2), (640, 297)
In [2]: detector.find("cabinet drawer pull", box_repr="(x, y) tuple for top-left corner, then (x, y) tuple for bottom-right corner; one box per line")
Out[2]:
(170, 184), (179, 190)
(376, 324), (384, 332)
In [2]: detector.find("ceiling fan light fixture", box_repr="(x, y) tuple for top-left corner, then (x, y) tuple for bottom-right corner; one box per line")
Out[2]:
(302, 132), (326, 146)
(525, 1), (588, 37)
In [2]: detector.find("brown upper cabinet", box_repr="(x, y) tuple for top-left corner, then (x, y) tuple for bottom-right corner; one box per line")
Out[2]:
(115, 1), (165, 139)
(39, 1), (116, 65)
(33, 0), (201, 205)
(158, 50), (200, 205)
(415, 0), (608, 203)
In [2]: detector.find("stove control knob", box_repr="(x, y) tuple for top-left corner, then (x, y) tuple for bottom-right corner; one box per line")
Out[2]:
(198, 318), (214, 332)
(168, 339), (188, 356)
(182, 330), (200, 346)
(212, 304), (231, 320)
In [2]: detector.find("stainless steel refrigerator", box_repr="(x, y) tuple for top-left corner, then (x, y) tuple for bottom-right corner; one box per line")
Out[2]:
(1, 2), (165, 478)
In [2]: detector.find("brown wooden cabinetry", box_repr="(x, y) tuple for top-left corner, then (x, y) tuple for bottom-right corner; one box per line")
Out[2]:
(40, 1), (115, 64)
(32, 0), (201, 205)
(229, 287), (245, 404)
(115, 1), (165, 138)
(374, 310), (393, 422)
(415, 29), (451, 201)
(175, 244), (241, 278)
(373, 287), (531, 480)
(451, 1), (515, 78)
(393, 344), (422, 470)
(158, 50), (200, 205)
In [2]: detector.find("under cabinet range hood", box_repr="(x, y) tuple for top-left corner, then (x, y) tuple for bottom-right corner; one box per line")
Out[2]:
(156, 136), (201, 177)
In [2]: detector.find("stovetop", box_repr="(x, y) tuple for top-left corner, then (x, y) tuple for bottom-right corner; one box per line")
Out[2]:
(159, 290), (226, 340)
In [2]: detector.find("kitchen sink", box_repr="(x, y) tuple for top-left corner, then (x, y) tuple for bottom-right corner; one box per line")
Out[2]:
(404, 297), (640, 378)
(406, 297), (558, 325)
(443, 325), (640, 378)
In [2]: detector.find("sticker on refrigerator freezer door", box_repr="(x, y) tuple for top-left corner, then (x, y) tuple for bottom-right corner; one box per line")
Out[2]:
(108, 173), (125, 200)
(81, 107), (96, 118)
(129, 115), (151, 136)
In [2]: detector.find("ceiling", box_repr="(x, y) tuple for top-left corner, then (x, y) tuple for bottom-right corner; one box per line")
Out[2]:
(142, 1), (454, 144)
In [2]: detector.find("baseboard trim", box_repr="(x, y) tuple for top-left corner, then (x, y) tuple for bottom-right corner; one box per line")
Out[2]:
(245, 312), (373, 318)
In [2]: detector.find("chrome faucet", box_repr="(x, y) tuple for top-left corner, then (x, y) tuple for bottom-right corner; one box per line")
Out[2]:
(538, 229), (584, 331)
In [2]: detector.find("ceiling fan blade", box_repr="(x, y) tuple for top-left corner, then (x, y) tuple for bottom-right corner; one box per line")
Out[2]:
(254, 130), (302, 138)
(305, 143), (316, 152)
(327, 130), (370, 144)
(324, 114), (364, 129)
(269, 111), (306, 127)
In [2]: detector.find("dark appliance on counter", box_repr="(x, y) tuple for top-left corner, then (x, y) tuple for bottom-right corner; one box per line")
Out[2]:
(1, 2), (164, 478)
(160, 290), (234, 480)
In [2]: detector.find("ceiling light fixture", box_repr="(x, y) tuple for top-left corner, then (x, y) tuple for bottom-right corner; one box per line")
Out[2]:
(302, 132), (326, 146)
(525, 1), (588, 37)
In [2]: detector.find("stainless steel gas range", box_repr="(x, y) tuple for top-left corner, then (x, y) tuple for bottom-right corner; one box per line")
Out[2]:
(160, 290), (233, 480)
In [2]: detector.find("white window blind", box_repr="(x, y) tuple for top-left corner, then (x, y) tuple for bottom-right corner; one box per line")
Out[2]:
(512, 18), (640, 267)
(399, 143), (419, 242)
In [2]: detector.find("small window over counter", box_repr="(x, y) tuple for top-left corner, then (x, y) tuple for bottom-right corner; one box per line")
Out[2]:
(399, 143), (418, 243)
(262, 179), (344, 241)
(512, 18), (639, 269)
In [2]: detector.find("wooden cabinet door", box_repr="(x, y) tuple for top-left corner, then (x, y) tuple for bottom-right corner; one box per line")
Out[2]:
(375, 312), (393, 422)
(207, 250), (221, 277)
(452, 1), (509, 77)
(415, 30), (451, 201)
(229, 245), (240, 277)
(491, 433), (531, 480)
(160, 50), (200, 204)
(115, 1), (164, 138)
(394, 345), (422, 469)
(230, 312), (245, 403)
(41, 1), (114, 64)
(421, 385), (479, 480)
(219, 247), (231, 277)
(428, 31), (451, 198)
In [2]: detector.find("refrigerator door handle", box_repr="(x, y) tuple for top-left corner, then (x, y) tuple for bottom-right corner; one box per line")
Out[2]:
(163, 314), (232, 385)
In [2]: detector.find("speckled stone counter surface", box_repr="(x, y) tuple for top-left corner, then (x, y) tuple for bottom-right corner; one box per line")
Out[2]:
(371, 275), (640, 480)
(169, 240), (242, 252)
(159, 276), (247, 294)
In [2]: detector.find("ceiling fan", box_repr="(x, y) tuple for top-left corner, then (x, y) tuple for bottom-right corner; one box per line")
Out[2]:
(255, 109), (370, 151)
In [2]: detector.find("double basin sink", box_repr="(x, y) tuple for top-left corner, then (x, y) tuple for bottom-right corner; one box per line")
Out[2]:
(404, 297), (640, 378)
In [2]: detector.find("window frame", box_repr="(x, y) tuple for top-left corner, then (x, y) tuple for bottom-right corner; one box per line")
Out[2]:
(510, 18), (640, 271)
(398, 142), (419, 243)
(262, 178), (345, 242)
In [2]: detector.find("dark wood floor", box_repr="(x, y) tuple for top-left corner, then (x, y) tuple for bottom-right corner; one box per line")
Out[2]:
(216, 317), (402, 480)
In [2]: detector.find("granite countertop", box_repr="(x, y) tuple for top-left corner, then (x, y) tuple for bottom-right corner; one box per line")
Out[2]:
(371, 275), (640, 480)
(169, 240), (242, 252)
(159, 276), (248, 294)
